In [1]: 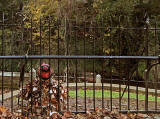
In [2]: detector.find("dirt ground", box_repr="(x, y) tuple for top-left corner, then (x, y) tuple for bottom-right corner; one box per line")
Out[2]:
(2, 97), (160, 112)
(1, 97), (160, 119)
(68, 98), (160, 112)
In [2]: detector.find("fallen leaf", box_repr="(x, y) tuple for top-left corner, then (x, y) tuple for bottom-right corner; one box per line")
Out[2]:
(136, 113), (148, 118)
(64, 111), (72, 118)
(120, 114), (128, 119)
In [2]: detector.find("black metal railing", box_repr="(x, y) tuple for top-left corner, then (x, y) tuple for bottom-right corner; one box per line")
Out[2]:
(1, 11), (160, 116)
(0, 55), (159, 114)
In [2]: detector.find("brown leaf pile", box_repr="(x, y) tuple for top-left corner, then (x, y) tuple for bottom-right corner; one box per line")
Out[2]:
(0, 106), (151, 119)
(20, 77), (67, 117)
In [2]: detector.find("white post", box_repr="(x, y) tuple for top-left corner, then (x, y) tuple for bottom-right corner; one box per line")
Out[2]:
(96, 74), (101, 83)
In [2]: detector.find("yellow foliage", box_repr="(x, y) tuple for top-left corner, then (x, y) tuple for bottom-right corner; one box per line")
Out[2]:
(104, 33), (110, 37)
(104, 48), (114, 54)
(24, 0), (60, 46)
(24, 0), (76, 51)
(93, 3), (98, 8)
(33, 32), (40, 37)
(24, 0), (59, 20)
(105, 49), (110, 54)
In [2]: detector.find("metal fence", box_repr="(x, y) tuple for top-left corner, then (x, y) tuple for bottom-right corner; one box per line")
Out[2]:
(0, 11), (160, 115)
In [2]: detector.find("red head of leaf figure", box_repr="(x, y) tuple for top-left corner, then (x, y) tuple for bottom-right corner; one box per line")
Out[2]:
(38, 63), (52, 80)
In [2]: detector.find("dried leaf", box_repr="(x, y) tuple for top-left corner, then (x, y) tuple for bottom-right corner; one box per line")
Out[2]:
(120, 114), (128, 119)
(64, 111), (72, 118)
(62, 116), (66, 119)
(136, 113), (148, 118)
(0, 106), (7, 113)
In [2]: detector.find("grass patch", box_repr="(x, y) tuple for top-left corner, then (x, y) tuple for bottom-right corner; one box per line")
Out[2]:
(69, 90), (160, 101)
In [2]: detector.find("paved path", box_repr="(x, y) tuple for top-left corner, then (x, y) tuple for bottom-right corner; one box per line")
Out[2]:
(64, 83), (160, 95)
(0, 90), (20, 102)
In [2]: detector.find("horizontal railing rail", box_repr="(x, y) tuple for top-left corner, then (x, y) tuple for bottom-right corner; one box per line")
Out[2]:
(0, 55), (159, 59)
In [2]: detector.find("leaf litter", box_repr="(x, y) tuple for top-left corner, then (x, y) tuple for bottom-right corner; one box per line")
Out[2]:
(0, 78), (158, 118)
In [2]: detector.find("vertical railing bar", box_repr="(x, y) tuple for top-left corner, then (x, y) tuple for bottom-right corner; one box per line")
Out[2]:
(66, 18), (71, 111)
(101, 18), (104, 109)
(67, 59), (69, 111)
(159, 18), (160, 112)
(1, 12), (4, 105)
(127, 17), (130, 111)
(17, 12), (20, 107)
(83, 17), (87, 112)
(11, 11), (14, 113)
(48, 16), (51, 115)
(118, 15), (121, 111)
(21, 13), (24, 115)
(145, 20), (149, 111)
(92, 20), (95, 111)
(109, 16), (113, 111)
(57, 18), (60, 112)
(40, 16), (42, 54)
(75, 17), (78, 112)
(128, 72), (130, 110)
(154, 19), (158, 110)
(43, 44), (45, 55)
(39, 16), (42, 113)
(136, 66), (139, 111)
(30, 14), (33, 114)
(11, 60), (13, 112)
(67, 18), (69, 111)
(136, 16), (139, 111)
(159, 20), (160, 59)
(49, 17), (51, 56)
